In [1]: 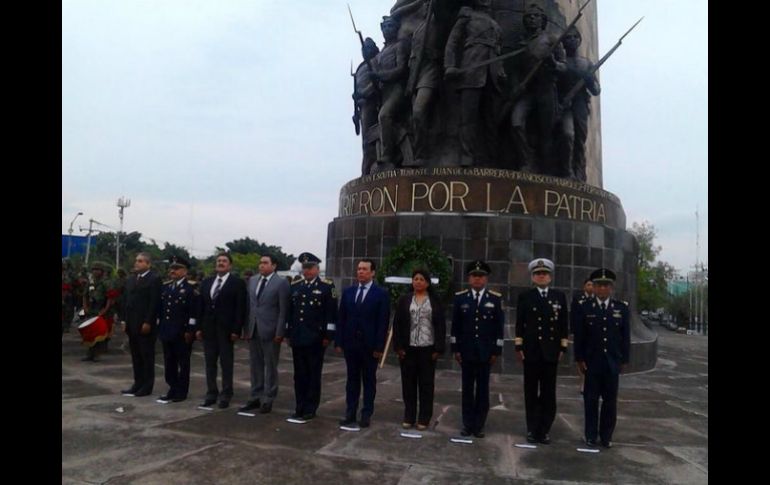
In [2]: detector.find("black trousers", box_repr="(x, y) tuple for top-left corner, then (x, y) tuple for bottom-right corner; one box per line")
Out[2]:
(128, 332), (157, 394)
(399, 346), (436, 425)
(203, 326), (234, 401)
(292, 343), (325, 415)
(461, 360), (491, 433)
(523, 359), (559, 437)
(344, 346), (379, 420)
(584, 358), (620, 443)
(162, 338), (192, 399)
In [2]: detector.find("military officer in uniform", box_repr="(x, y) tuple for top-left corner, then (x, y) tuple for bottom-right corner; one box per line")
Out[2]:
(286, 252), (337, 422)
(158, 255), (200, 403)
(451, 260), (504, 438)
(570, 277), (594, 394)
(515, 258), (568, 444)
(573, 268), (630, 448)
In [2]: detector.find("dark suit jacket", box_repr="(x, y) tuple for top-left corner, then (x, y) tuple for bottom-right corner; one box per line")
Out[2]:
(158, 278), (201, 342)
(199, 273), (247, 339)
(124, 270), (162, 336)
(392, 292), (446, 354)
(335, 283), (390, 352)
(573, 298), (630, 375)
(515, 288), (569, 363)
(450, 289), (504, 363)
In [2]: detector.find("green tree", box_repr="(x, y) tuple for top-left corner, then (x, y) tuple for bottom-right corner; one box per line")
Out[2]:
(219, 237), (295, 270)
(230, 253), (261, 276)
(629, 222), (674, 311)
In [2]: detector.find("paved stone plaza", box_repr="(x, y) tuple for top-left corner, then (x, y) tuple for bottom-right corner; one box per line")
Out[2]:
(62, 330), (707, 484)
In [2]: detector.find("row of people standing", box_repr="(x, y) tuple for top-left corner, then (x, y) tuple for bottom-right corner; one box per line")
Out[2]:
(106, 250), (627, 448)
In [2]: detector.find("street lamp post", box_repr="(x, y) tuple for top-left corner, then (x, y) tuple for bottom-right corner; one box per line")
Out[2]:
(67, 212), (83, 258)
(116, 197), (131, 271)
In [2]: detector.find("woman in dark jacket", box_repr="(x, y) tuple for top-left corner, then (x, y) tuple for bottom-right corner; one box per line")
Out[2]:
(392, 268), (446, 430)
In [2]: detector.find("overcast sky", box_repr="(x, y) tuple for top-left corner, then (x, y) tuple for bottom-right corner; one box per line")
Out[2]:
(62, 0), (707, 274)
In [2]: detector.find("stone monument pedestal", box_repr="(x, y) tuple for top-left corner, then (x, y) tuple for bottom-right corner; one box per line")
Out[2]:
(325, 168), (657, 373)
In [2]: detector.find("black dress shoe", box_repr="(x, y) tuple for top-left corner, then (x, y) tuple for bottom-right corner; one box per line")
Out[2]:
(358, 418), (370, 428)
(526, 432), (537, 443)
(290, 412), (303, 419)
(200, 399), (216, 407)
(134, 390), (151, 397)
(259, 403), (272, 414)
(171, 396), (187, 403)
(460, 428), (472, 437)
(121, 388), (137, 395)
(218, 400), (230, 409)
(539, 434), (551, 445)
(601, 440), (612, 448)
(158, 395), (170, 401)
(339, 417), (357, 426)
(302, 413), (316, 420)
(239, 400), (261, 412)
(474, 430), (485, 438)
(585, 438), (598, 447)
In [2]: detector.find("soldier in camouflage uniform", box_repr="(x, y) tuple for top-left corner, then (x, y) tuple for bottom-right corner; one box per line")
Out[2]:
(62, 260), (76, 336)
(82, 261), (117, 362)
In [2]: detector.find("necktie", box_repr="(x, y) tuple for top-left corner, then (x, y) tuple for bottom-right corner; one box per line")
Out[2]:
(474, 291), (480, 306)
(356, 285), (365, 305)
(541, 290), (547, 299)
(600, 301), (607, 311)
(257, 277), (268, 301)
(212, 277), (223, 300)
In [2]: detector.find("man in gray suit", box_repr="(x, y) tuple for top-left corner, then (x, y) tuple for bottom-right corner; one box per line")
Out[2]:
(240, 254), (290, 414)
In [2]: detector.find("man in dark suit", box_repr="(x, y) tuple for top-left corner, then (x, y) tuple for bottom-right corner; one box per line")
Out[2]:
(451, 260), (504, 438)
(573, 268), (630, 449)
(239, 254), (290, 414)
(121, 252), (163, 397)
(515, 258), (569, 444)
(285, 252), (337, 422)
(157, 255), (200, 403)
(196, 253), (247, 409)
(335, 259), (390, 428)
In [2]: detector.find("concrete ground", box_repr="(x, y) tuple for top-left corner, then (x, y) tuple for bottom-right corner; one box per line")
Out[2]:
(62, 330), (707, 484)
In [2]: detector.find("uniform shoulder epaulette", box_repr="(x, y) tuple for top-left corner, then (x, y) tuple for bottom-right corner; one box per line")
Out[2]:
(488, 290), (502, 297)
(455, 289), (469, 295)
(291, 279), (303, 285)
(188, 280), (198, 286)
(322, 278), (335, 286)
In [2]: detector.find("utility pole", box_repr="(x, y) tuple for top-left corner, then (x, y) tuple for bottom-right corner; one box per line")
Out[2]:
(84, 219), (95, 266)
(67, 211), (83, 258)
(116, 197), (131, 271)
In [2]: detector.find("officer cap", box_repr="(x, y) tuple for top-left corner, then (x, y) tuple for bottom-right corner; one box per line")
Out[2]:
(590, 268), (616, 284)
(466, 260), (491, 276)
(298, 252), (321, 268)
(528, 258), (554, 274)
(168, 254), (190, 269)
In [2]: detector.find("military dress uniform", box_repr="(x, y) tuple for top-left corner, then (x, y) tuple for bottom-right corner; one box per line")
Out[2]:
(286, 258), (337, 420)
(451, 260), (505, 436)
(158, 255), (201, 402)
(573, 268), (630, 447)
(515, 258), (568, 443)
